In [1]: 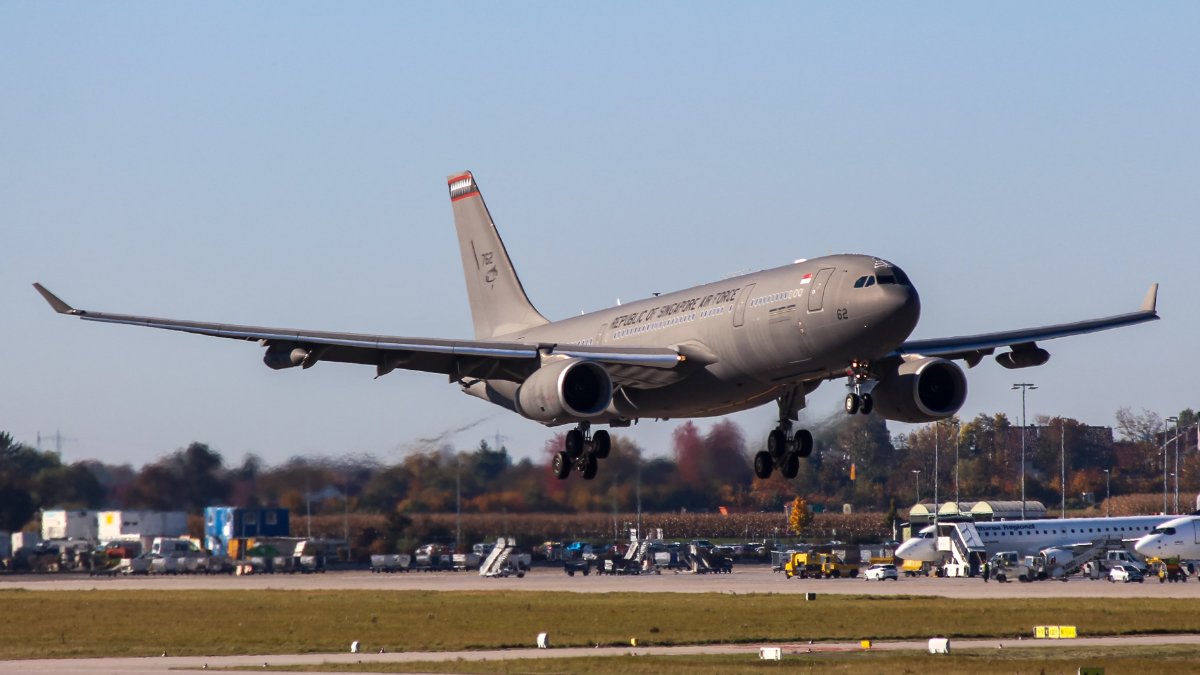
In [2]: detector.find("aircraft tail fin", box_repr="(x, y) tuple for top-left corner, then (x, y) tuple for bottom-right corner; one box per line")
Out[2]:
(448, 171), (549, 338)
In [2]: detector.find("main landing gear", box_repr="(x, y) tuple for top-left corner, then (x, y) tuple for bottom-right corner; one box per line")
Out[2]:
(552, 422), (610, 481)
(754, 388), (814, 480)
(844, 360), (874, 416)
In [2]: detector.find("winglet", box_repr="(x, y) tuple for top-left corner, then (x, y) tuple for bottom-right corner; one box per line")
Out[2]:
(1141, 283), (1159, 314)
(33, 283), (81, 315)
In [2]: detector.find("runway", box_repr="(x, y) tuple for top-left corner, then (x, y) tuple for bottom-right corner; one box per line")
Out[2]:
(4, 567), (1199, 674)
(6, 635), (1200, 675)
(4, 565), (1199, 599)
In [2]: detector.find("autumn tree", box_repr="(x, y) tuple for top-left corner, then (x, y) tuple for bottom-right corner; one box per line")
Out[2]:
(788, 496), (811, 535)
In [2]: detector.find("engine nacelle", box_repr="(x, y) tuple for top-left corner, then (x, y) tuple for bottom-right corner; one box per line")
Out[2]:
(996, 347), (1050, 369)
(263, 344), (309, 370)
(870, 357), (967, 423)
(1040, 547), (1073, 569)
(516, 358), (612, 423)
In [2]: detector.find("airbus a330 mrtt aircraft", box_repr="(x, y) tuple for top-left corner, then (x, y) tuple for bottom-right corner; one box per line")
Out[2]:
(35, 171), (1160, 481)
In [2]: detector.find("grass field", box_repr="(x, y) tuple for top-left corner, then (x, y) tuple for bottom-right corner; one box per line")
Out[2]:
(233, 646), (1200, 675)
(3, 589), (1200, 661)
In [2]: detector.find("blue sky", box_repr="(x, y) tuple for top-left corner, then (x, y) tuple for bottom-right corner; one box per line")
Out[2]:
(3, 3), (1197, 467)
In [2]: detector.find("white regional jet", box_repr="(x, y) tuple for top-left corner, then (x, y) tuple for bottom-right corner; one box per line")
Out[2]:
(1134, 515), (1200, 559)
(896, 515), (1173, 563)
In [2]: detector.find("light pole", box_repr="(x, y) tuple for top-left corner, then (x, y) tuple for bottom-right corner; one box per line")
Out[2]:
(954, 420), (961, 507)
(912, 469), (921, 508)
(933, 422), (939, 527)
(1161, 419), (1170, 515)
(1060, 424), (1066, 520)
(1012, 383), (1037, 519)
(1103, 469), (1111, 517)
(1168, 416), (1180, 514)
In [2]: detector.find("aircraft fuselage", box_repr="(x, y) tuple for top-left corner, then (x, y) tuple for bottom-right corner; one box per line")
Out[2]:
(467, 253), (920, 423)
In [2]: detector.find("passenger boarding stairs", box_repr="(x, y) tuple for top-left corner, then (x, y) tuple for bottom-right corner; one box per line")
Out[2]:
(936, 522), (987, 575)
(479, 537), (515, 577)
(1038, 538), (1116, 579)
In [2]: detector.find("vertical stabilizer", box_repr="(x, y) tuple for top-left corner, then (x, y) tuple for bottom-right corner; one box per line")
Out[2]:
(448, 171), (549, 338)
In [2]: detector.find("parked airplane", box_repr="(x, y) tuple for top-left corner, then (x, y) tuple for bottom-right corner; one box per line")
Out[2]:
(1134, 515), (1200, 559)
(35, 171), (1159, 480)
(896, 515), (1173, 562)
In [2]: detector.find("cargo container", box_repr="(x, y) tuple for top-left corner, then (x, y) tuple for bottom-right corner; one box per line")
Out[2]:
(11, 531), (41, 551)
(41, 509), (99, 541)
(98, 511), (188, 542)
(204, 507), (289, 556)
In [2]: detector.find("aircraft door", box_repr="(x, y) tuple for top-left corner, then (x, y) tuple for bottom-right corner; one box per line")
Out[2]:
(807, 267), (835, 312)
(1194, 519), (1200, 546)
(733, 283), (755, 327)
(596, 323), (608, 345)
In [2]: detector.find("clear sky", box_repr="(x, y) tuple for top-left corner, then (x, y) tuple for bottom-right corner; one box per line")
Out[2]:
(3, 3), (1197, 468)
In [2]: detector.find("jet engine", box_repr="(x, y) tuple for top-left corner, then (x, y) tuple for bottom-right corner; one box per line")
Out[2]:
(1040, 547), (1073, 569)
(263, 343), (309, 370)
(516, 358), (612, 423)
(870, 357), (967, 423)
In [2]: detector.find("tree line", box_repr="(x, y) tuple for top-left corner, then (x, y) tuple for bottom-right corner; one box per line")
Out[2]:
(1, 406), (1196, 534)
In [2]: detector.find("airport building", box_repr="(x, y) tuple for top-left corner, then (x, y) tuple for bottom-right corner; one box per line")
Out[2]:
(908, 500), (1046, 526)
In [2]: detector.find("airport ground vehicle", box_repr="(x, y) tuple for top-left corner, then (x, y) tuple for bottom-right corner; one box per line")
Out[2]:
(1147, 557), (1188, 583)
(864, 563), (898, 581)
(988, 551), (1033, 583)
(901, 558), (931, 577)
(1108, 564), (1144, 583)
(784, 552), (858, 579)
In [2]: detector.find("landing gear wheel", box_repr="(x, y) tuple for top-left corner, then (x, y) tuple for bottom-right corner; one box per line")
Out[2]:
(565, 429), (584, 457)
(781, 452), (800, 479)
(844, 393), (860, 415)
(753, 451), (773, 479)
(794, 429), (814, 458)
(582, 454), (599, 480)
(592, 430), (611, 459)
(767, 429), (787, 457)
(552, 451), (570, 480)
(859, 393), (873, 415)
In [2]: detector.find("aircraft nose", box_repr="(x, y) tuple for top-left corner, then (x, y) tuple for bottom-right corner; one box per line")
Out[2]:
(1134, 537), (1156, 557)
(876, 284), (921, 344)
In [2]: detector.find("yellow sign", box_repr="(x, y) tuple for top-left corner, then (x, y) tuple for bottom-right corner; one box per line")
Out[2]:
(1034, 625), (1077, 639)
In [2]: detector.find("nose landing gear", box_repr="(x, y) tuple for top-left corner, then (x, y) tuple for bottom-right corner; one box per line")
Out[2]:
(552, 422), (611, 480)
(844, 361), (875, 416)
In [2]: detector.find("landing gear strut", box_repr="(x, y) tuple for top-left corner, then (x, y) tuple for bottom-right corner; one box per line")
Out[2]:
(844, 361), (874, 416)
(754, 388), (815, 480)
(552, 422), (611, 481)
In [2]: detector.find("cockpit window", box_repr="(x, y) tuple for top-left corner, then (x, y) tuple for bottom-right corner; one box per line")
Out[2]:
(1152, 526), (1177, 535)
(872, 261), (914, 287)
(854, 276), (880, 289)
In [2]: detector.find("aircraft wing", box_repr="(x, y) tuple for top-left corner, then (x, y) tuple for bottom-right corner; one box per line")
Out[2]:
(894, 284), (1159, 367)
(33, 284), (683, 385)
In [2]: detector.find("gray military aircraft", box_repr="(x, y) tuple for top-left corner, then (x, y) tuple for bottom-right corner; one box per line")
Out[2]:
(35, 171), (1159, 481)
